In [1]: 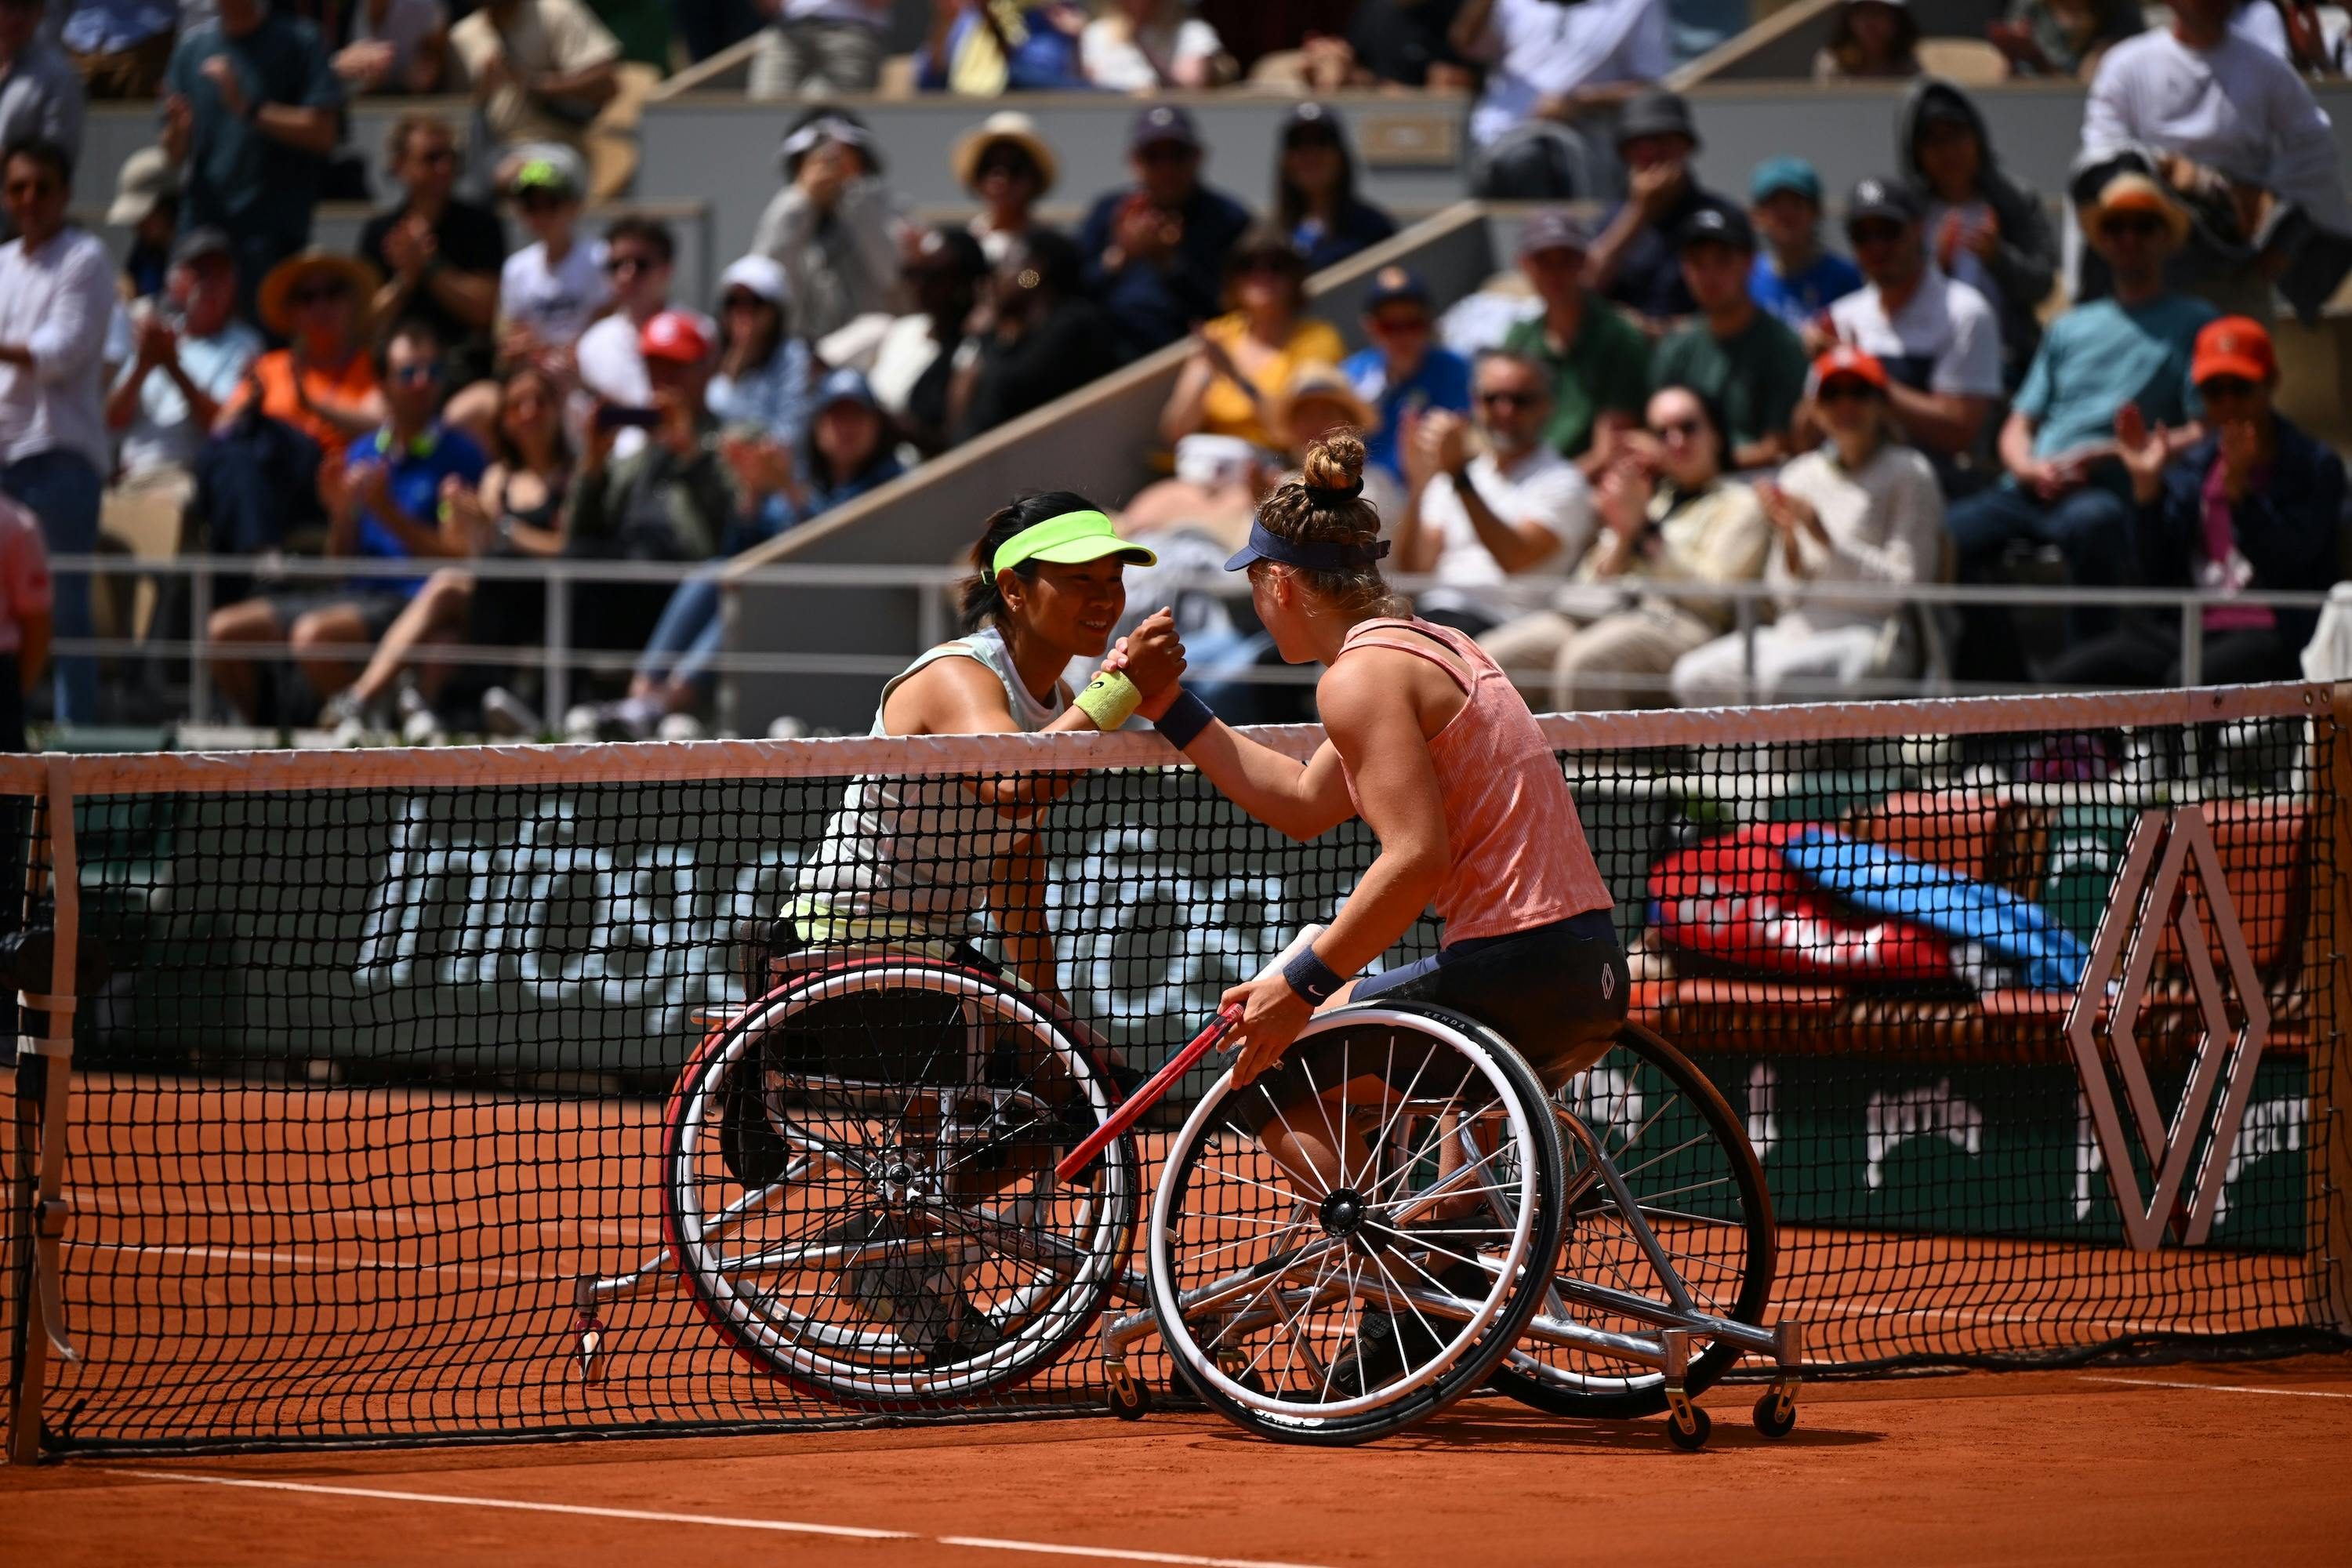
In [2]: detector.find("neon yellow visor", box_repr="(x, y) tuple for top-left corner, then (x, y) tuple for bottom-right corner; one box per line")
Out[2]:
(991, 510), (1157, 578)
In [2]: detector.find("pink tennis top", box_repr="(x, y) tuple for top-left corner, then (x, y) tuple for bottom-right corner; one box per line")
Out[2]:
(1335, 617), (1613, 944)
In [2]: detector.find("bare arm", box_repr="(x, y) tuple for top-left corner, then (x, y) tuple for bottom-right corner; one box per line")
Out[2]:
(1582, 201), (1651, 296)
(1174, 724), (1357, 842)
(1450, 467), (1566, 575)
(256, 103), (340, 156)
(535, 57), (618, 103)
(1996, 408), (2038, 482)
(1883, 383), (1991, 456)
(1158, 348), (1218, 444)
(1449, 0), (1500, 60)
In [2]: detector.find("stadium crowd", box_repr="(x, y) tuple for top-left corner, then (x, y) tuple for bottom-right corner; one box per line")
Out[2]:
(0, 0), (2346, 742)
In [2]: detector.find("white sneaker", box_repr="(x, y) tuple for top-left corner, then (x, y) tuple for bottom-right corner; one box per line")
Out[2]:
(655, 712), (705, 742)
(394, 679), (431, 723)
(320, 689), (378, 748)
(481, 686), (543, 739)
(767, 715), (808, 741)
(561, 702), (604, 742)
(609, 695), (665, 740)
(400, 706), (448, 746)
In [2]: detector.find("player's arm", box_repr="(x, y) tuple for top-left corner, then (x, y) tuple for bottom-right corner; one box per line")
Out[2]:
(1305, 654), (1450, 979)
(1169, 723), (1355, 842)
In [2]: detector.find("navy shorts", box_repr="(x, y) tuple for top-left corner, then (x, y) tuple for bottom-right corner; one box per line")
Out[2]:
(1351, 908), (1630, 1085)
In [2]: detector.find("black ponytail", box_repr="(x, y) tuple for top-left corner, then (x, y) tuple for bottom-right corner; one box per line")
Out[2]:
(959, 489), (1104, 632)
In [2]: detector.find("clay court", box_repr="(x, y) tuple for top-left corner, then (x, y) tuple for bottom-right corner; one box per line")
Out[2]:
(6, 1357), (2352, 1566)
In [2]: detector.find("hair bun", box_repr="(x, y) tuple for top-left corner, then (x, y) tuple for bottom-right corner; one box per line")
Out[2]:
(1299, 431), (1367, 495)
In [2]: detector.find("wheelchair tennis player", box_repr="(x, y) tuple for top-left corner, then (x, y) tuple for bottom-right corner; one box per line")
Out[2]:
(1108, 432), (1632, 1375)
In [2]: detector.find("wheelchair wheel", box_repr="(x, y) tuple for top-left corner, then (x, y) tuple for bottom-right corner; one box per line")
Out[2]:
(1146, 1004), (1566, 1446)
(662, 957), (1138, 1409)
(1491, 1022), (1774, 1420)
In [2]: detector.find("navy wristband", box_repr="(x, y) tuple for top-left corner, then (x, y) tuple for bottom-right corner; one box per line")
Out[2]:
(1283, 946), (1345, 1006)
(1155, 688), (1214, 750)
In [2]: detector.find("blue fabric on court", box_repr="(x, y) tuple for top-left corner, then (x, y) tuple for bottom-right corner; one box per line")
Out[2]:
(1784, 828), (2090, 992)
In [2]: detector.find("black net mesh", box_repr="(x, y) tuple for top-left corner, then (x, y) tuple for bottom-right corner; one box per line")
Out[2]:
(7, 686), (2347, 1455)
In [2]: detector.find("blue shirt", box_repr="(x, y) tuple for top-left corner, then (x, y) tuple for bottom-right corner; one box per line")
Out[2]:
(345, 423), (487, 594)
(63, 0), (176, 53)
(2015, 292), (2217, 462)
(1342, 343), (1472, 480)
(1291, 200), (1399, 274)
(1749, 249), (1864, 329)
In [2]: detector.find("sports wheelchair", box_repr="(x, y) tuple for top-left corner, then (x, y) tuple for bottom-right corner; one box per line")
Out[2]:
(572, 939), (1805, 1448)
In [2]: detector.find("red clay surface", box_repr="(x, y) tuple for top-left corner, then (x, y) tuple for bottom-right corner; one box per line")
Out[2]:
(5, 1358), (2351, 1566)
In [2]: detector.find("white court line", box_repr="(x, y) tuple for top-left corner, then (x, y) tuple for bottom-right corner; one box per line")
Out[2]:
(67, 1240), (546, 1287)
(2078, 1375), (2352, 1400)
(123, 1471), (1332, 1568)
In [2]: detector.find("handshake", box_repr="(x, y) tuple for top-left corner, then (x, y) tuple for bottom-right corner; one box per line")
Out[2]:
(1083, 606), (1190, 729)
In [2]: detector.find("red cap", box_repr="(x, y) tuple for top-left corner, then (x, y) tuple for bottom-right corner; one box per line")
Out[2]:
(1809, 344), (1889, 394)
(2190, 316), (2275, 387)
(639, 310), (711, 365)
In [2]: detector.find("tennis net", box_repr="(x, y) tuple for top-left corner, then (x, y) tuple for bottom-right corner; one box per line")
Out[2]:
(5, 681), (2349, 1457)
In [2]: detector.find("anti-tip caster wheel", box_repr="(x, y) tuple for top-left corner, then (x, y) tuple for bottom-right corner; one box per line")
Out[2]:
(1665, 1403), (1712, 1450)
(572, 1312), (604, 1384)
(1107, 1367), (1152, 1421)
(1753, 1389), (1797, 1439)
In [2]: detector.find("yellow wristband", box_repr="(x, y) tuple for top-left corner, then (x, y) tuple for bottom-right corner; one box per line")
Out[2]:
(1074, 670), (1144, 731)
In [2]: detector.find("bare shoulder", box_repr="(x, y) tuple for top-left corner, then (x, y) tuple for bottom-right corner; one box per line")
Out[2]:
(1317, 645), (1435, 734)
(885, 651), (1018, 737)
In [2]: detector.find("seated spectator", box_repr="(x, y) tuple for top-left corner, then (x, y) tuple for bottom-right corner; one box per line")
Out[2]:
(871, 226), (988, 459)
(753, 111), (907, 350)
(1947, 172), (2213, 648)
(211, 318), (485, 723)
(0, 0), (86, 183)
(1483, 383), (1769, 710)
(1274, 102), (1398, 273)
(2050, 317), (2345, 688)
(1323, 0), (1476, 91)
(1586, 90), (1737, 332)
(161, 0), (339, 319)
(572, 214), (681, 458)
(707, 254), (814, 457)
(1747, 157), (1863, 330)
(1160, 227), (1343, 452)
(1342, 265), (1471, 486)
(1672, 347), (1942, 705)
(0, 490), (49, 750)
(953, 227), (1117, 444)
(1391, 347), (1597, 638)
(918, 0), (1086, 92)
(106, 143), (176, 301)
(362, 114), (507, 396)
(449, 0), (619, 167)
(335, 0), (450, 94)
(1900, 78), (2059, 393)
(328, 361), (572, 741)
(201, 250), (384, 557)
(0, 134), (107, 724)
(1078, 104), (1252, 365)
(1501, 211), (1651, 475)
(61, 0), (172, 99)
(496, 147), (608, 375)
(1819, 176), (2002, 490)
(954, 110), (1055, 268)
(1458, 0), (1671, 200)
(1813, 0), (1920, 82)
(107, 227), (262, 502)
(1989, 0), (2143, 78)
(749, 0), (887, 100)
(1653, 206), (1808, 470)
(1082, 0), (1234, 91)
(615, 368), (903, 739)
(568, 309), (735, 655)
(2081, 0), (2352, 319)
(1269, 364), (1402, 522)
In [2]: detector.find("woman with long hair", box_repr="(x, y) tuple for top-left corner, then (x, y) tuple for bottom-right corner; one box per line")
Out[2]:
(707, 254), (815, 452)
(1272, 102), (1397, 272)
(1815, 0), (1922, 78)
(1159, 226), (1343, 451)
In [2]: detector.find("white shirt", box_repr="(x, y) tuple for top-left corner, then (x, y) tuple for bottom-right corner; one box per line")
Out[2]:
(2082, 29), (2352, 237)
(1412, 443), (1595, 617)
(502, 237), (610, 349)
(115, 314), (266, 477)
(0, 226), (116, 474)
(780, 0), (889, 24)
(1768, 443), (1944, 631)
(1828, 268), (2003, 400)
(573, 308), (648, 460)
(1080, 17), (1223, 92)
(1466, 0), (1671, 148)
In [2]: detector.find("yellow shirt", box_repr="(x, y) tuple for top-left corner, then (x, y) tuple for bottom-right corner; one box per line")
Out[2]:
(1197, 313), (1344, 450)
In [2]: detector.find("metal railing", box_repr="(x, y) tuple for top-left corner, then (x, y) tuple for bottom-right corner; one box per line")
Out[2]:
(45, 550), (2341, 731)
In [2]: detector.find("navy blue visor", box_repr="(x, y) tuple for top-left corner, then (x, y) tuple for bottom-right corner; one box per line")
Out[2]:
(1224, 520), (1392, 573)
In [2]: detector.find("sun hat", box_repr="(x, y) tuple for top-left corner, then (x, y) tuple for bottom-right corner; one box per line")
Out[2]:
(257, 249), (382, 338)
(953, 111), (1058, 196)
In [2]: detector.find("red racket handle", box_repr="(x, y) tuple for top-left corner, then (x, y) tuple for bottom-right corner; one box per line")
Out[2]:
(1054, 1004), (1242, 1183)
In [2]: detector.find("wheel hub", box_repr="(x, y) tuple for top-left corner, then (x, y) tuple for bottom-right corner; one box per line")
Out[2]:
(1318, 1188), (1368, 1238)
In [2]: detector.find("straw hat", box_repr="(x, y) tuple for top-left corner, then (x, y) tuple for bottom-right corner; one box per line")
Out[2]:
(1271, 364), (1380, 451)
(953, 111), (1058, 197)
(2078, 170), (2191, 249)
(257, 249), (382, 338)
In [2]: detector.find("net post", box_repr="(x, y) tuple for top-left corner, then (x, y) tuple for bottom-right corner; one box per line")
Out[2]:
(2316, 684), (2352, 1334)
(5, 759), (78, 1465)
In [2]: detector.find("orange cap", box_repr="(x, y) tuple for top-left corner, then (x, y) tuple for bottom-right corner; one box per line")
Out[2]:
(1809, 344), (1889, 394)
(2190, 316), (2275, 387)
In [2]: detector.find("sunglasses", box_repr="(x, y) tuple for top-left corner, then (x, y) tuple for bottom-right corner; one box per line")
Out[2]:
(1652, 416), (1704, 440)
(1136, 143), (1196, 165)
(976, 153), (1036, 180)
(2101, 213), (2166, 238)
(1817, 379), (1878, 404)
(412, 147), (456, 168)
(1237, 254), (1298, 277)
(2198, 374), (2259, 398)
(288, 283), (347, 307)
(3, 177), (56, 201)
(518, 189), (571, 211)
(723, 291), (768, 312)
(605, 253), (659, 278)
(1283, 130), (1341, 152)
(1479, 389), (1541, 410)
(1370, 313), (1431, 336)
(390, 363), (443, 386)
